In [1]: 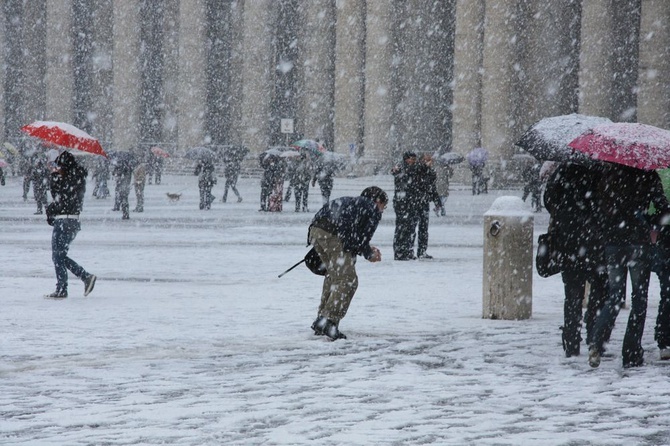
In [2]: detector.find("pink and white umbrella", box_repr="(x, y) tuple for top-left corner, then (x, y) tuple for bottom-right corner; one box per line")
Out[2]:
(568, 122), (670, 171)
(0, 159), (8, 168)
(151, 146), (170, 158)
(20, 121), (108, 158)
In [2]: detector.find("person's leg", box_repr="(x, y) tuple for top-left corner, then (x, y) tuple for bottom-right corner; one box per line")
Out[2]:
(584, 267), (608, 346)
(590, 246), (627, 366)
(417, 205), (430, 257)
(622, 245), (651, 367)
(393, 202), (412, 259)
(222, 179), (230, 202)
(51, 220), (85, 294)
(310, 228), (358, 326)
(561, 270), (586, 356)
(655, 251), (670, 355)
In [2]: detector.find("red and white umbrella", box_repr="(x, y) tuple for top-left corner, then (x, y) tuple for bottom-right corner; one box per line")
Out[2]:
(150, 146), (170, 158)
(569, 122), (670, 170)
(20, 121), (108, 158)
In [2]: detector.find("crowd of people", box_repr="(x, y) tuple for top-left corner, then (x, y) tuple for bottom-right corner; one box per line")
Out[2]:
(7, 140), (670, 365)
(543, 161), (670, 368)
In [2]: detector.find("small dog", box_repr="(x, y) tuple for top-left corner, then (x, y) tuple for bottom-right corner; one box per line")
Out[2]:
(166, 193), (182, 202)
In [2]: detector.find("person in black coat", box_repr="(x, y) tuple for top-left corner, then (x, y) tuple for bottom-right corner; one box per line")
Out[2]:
(308, 186), (388, 340)
(543, 163), (608, 357)
(195, 159), (216, 210)
(112, 154), (133, 219)
(415, 154), (442, 259)
(392, 151), (421, 260)
(45, 151), (96, 298)
(589, 164), (670, 368)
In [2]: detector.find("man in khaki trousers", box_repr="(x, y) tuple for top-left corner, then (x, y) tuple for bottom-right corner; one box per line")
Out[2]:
(308, 186), (388, 340)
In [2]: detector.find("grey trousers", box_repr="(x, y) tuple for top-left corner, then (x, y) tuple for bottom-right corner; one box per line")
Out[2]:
(309, 227), (358, 325)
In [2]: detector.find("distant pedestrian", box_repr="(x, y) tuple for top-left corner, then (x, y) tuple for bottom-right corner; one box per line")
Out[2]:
(415, 154), (442, 259)
(222, 147), (245, 203)
(521, 162), (543, 212)
(44, 151), (96, 299)
(293, 153), (312, 212)
(31, 153), (50, 215)
(112, 153), (133, 220)
(133, 162), (147, 212)
(434, 160), (453, 217)
(92, 157), (110, 199)
(467, 147), (488, 195)
(391, 151), (421, 260)
(195, 158), (216, 210)
(259, 152), (285, 212)
(311, 160), (336, 205)
(308, 186), (388, 340)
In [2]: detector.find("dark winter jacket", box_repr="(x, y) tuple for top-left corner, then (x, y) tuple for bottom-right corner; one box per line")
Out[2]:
(391, 161), (421, 205)
(416, 163), (441, 208)
(544, 163), (605, 272)
(48, 151), (87, 216)
(309, 196), (382, 259)
(597, 164), (668, 246)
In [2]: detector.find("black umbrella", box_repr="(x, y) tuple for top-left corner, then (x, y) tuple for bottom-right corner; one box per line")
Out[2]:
(515, 113), (612, 162)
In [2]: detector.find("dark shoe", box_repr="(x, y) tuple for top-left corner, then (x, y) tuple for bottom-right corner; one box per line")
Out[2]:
(588, 346), (601, 368)
(112, 207), (120, 211)
(311, 316), (328, 336)
(237, 197), (243, 203)
(323, 319), (347, 341)
(417, 253), (433, 260)
(134, 208), (143, 212)
(34, 210), (43, 215)
(45, 290), (68, 299)
(122, 214), (130, 220)
(83, 274), (97, 296)
(394, 254), (417, 261)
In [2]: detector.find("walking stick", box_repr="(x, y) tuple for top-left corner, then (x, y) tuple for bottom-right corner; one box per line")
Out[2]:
(278, 259), (305, 278)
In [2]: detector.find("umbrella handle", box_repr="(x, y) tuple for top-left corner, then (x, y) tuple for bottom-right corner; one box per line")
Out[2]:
(278, 259), (305, 278)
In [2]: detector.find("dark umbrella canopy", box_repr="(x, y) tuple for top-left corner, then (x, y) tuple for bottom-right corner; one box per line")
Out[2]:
(185, 146), (216, 162)
(516, 113), (612, 162)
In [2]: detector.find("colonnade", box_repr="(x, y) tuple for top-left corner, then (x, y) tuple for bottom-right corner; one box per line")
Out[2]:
(0, 0), (668, 175)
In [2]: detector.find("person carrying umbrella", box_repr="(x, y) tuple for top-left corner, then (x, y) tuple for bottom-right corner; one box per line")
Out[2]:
(589, 164), (669, 368)
(543, 162), (608, 357)
(44, 151), (97, 298)
(195, 157), (217, 210)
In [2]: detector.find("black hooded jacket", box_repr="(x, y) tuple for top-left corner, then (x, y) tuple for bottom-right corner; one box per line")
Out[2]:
(49, 151), (87, 216)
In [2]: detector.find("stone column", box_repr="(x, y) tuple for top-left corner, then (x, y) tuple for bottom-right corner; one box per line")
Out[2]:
(451, 0), (484, 154)
(23, 1), (46, 123)
(333, 0), (365, 154)
(638, 0), (670, 128)
(578, 1), (616, 118)
(46, 0), (73, 123)
(480, 0), (520, 162)
(363, 1), (395, 162)
(163, 0), (179, 150)
(522, 1), (580, 126)
(111, 0), (141, 152)
(177, 0), (207, 149)
(300, 1), (335, 148)
(227, 2), (245, 146)
(90, 0), (114, 146)
(241, 0), (274, 153)
(0, 5), (4, 139)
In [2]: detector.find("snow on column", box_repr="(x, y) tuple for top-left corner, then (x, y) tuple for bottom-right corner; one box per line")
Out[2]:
(90, 0), (114, 146)
(638, 0), (670, 129)
(480, 0), (520, 165)
(46, 0), (73, 123)
(300, 0), (335, 147)
(111, 1), (141, 151)
(241, 0), (274, 154)
(483, 197), (533, 320)
(333, 0), (365, 154)
(177, 0), (207, 149)
(363, 1), (395, 162)
(24, 1), (46, 122)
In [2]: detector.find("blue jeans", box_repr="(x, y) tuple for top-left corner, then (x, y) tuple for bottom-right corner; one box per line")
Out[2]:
(52, 219), (86, 293)
(592, 245), (651, 366)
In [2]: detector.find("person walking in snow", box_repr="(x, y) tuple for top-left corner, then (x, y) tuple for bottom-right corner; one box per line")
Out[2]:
(414, 153), (442, 259)
(45, 151), (97, 298)
(543, 162), (608, 358)
(195, 158), (216, 210)
(589, 164), (669, 368)
(308, 186), (388, 340)
(391, 151), (421, 260)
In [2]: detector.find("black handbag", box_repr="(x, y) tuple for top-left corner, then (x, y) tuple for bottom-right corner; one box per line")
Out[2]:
(305, 247), (327, 276)
(536, 232), (562, 278)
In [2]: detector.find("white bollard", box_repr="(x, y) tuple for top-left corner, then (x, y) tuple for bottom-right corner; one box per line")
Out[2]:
(482, 196), (534, 320)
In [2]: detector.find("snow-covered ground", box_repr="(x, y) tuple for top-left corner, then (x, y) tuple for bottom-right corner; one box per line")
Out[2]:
(1, 171), (669, 445)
